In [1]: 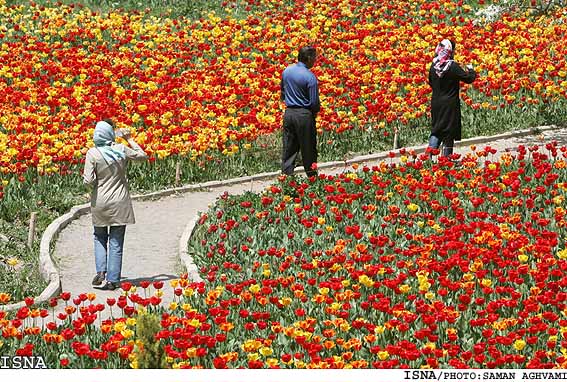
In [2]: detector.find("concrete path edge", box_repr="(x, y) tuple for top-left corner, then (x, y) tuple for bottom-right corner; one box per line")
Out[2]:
(0, 124), (560, 312)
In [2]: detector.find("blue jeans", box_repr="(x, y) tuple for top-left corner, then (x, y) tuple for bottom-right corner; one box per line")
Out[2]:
(428, 135), (454, 157)
(93, 225), (126, 283)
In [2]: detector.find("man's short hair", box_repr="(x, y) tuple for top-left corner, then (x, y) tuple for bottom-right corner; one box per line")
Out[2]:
(298, 46), (316, 64)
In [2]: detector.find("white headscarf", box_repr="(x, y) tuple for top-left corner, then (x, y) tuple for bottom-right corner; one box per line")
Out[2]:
(433, 39), (454, 78)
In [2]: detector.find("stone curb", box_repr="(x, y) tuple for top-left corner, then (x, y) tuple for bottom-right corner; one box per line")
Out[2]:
(320, 124), (559, 169)
(0, 124), (560, 311)
(178, 215), (205, 283)
(0, 203), (90, 312)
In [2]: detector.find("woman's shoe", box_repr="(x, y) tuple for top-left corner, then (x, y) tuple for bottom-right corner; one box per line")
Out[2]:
(92, 272), (106, 286)
(99, 281), (119, 291)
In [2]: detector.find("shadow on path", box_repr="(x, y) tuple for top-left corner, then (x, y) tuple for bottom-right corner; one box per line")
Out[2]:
(499, 129), (567, 151)
(119, 274), (178, 287)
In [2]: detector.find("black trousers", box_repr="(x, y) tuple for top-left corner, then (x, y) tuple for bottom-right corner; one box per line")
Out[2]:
(281, 108), (317, 177)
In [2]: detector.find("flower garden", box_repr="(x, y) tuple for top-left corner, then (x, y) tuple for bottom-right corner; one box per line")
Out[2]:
(1, 0), (567, 370)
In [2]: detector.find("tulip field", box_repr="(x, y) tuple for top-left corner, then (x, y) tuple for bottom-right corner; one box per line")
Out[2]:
(1, 0), (567, 370)
(2, 146), (567, 369)
(2, 0), (567, 205)
(185, 147), (567, 369)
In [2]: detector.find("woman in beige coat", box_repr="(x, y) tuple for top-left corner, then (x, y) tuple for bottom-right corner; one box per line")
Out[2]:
(83, 119), (148, 290)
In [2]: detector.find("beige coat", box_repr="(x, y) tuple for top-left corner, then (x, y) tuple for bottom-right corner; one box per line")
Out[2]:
(83, 142), (148, 227)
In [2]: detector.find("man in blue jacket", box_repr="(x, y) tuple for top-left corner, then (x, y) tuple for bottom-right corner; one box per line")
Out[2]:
(280, 46), (320, 177)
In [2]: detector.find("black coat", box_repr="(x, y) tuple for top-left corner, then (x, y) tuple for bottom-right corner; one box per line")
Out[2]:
(428, 62), (476, 141)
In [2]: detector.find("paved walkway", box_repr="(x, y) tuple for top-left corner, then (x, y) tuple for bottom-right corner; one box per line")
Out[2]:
(51, 127), (567, 319)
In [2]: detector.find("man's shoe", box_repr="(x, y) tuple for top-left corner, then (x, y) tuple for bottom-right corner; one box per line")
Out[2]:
(99, 281), (119, 291)
(92, 272), (106, 286)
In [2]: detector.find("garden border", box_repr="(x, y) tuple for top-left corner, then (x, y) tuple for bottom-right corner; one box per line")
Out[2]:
(0, 124), (559, 312)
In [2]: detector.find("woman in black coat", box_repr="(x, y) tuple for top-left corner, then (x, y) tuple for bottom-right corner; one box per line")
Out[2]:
(428, 39), (476, 157)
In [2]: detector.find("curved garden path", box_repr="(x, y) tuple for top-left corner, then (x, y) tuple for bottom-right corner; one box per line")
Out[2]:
(51, 127), (567, 319)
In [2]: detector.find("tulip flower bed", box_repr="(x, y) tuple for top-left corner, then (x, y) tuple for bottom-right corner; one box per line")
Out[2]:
(2, 0), (567, 300)
(2, 0), (567, 196)
(2, 144), (567, 369)
(182, 145), (567, 369)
